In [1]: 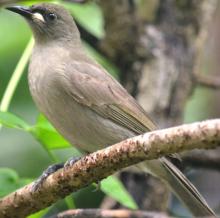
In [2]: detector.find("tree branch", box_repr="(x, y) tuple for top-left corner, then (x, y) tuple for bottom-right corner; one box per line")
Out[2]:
(196, 74), (220, 89)
(0, 119), (220, 218)
(50, 209), (169, 218)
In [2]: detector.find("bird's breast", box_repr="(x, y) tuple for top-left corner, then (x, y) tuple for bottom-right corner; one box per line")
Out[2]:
(29, 74), (134, 152)
(28, 47), (134, 153)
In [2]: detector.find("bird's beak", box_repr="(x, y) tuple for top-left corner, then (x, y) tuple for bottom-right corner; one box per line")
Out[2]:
(6, 6), (33, 19)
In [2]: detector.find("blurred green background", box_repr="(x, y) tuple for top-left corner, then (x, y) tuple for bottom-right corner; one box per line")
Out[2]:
(0, 1), (220, 217)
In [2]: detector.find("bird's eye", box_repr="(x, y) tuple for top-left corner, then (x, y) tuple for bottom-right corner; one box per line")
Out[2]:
(47, 13), (57, 21)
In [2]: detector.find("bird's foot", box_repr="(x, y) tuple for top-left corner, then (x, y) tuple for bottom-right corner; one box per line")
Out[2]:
(31, 163), (64, 192)
(64, 156), (81, 168)
(31, 157), (81, 192)
(32, 157), (81, 192)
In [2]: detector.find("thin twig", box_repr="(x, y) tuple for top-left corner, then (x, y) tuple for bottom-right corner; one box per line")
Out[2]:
(0, 119), (220, 218)
(196, 74), (220, 89)
(50, 209), (169, 218)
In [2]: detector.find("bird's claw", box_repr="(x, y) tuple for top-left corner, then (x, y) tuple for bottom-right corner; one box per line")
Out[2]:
(64, 156), (81, 168)
(31, 157), (81, 192)
(31, 163), (64, 192)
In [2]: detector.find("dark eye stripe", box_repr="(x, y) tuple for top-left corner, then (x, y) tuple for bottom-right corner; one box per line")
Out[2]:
(31, 6), (58, 22)
(31, 6), (47, 15)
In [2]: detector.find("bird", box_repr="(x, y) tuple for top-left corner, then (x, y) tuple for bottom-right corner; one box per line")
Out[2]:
(6, 3), (215, 217)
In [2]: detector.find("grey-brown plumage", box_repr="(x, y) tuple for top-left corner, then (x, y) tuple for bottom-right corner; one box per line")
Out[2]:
(7, 3), (215, 217)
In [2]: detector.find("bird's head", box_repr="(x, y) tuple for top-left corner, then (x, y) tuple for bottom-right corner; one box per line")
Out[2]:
(6, 3), (80, 43)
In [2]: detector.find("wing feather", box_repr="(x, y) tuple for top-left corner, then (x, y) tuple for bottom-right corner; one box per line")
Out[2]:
(62, 61), (156, 134)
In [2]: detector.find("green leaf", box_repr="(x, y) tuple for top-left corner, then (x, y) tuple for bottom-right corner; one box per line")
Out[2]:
(27, 208), (49, 218)
(0, 111), (30, 130)
(30, 114), (71, 150)
(101, 176), (138, 209)
(65, 195), (76, 209)
(0, 168), (31, 197)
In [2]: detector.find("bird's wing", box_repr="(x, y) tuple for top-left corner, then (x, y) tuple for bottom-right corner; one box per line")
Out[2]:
(61, 61), (215, 217)
(62, 61), (156, 134)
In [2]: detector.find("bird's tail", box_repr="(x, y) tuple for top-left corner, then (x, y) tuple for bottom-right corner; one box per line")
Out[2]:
(137, 157), (216, 217)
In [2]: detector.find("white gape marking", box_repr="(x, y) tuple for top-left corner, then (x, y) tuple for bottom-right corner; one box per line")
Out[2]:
(33, 13), (45, 22)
